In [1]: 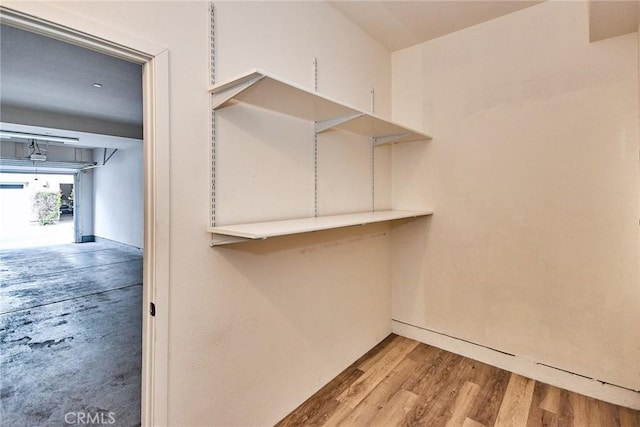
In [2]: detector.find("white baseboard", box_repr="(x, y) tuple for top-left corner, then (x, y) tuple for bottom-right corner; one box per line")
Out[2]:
(392, 319), (640, 410)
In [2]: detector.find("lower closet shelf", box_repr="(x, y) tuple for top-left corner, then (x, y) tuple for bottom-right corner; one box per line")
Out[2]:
(207, 210), (432, 245)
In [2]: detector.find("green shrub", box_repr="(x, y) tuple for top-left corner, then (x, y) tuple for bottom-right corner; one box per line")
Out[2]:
(32, 191), (61, 225)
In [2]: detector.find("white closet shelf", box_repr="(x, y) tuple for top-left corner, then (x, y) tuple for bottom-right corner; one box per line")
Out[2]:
(208, 69), (432, 145)
(207, 210), (432, 245)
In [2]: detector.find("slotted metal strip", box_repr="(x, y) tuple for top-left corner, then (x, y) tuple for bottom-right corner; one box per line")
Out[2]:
(208, 2), (219, 248)
(314, 129), (318, 217)
(314, 58), (318, 217)
(371, 138), (375, 212)
(370, 88), (375, 212)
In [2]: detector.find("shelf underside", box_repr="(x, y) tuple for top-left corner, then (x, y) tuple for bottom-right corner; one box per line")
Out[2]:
(209, 69), (432, 145)
(208, 210), (432, 245)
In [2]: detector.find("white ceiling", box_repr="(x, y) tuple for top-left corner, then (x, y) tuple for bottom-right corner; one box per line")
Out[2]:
(0, 24), (143, 141)
(329, 0), (544, 51)
(589, 0), (639, 42)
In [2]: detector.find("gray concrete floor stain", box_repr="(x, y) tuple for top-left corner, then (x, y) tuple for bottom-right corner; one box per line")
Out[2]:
(0, 242), (142, 426)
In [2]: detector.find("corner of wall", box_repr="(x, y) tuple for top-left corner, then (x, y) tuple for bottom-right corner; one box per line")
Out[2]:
(390, 0), (640, 401)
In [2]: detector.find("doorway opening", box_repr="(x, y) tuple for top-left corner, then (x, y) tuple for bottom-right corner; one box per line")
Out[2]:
(0, 21), (146, 427)
(0, 4), (171, 425)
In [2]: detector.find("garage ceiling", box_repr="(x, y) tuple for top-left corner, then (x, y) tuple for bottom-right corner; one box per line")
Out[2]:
(0, 24), (143, 141)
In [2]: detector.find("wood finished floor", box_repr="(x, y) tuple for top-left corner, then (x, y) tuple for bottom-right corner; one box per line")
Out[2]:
(277, 334), (640, 427)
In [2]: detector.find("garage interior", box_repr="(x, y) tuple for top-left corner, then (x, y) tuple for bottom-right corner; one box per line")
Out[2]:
(0, 24), (144, 426)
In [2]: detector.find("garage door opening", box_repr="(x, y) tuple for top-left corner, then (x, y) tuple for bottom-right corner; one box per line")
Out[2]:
(0, 173), (75, 249)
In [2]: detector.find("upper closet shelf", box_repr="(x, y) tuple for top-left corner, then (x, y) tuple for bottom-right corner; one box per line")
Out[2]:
(208, 69), (432, 146)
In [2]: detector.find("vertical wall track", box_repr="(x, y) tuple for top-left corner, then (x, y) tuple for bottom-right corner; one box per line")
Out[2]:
(209, 3), (217, 234)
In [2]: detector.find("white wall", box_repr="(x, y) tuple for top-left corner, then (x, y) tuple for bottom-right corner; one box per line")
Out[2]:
(21, 1), (394, 425)
(392, 0), (640, 398)
(93, 145), (143, 248)
(212, 4), (393, 423)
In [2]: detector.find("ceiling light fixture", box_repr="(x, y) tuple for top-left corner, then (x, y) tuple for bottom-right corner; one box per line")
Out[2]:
(92, 83), (103, 88)
(0, 130), (80, 144)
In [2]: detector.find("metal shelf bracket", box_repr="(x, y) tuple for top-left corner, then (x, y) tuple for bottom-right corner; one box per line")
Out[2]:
(315, 114), (365, 134)
(373, 132), (416, 146)
(211, 74), (265, 110)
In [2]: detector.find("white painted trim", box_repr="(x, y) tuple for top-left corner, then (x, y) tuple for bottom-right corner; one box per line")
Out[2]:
(0, 4), (171, 426)
(0, 2), (164, 60)
(142, 50), (171, 427)
(392, 320), (640, 410)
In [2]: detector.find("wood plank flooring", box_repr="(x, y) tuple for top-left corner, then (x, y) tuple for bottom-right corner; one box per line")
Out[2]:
(277, 334), (640, 427)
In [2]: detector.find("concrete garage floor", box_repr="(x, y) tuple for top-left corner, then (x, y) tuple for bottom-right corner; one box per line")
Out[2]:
(0, 241), (143, 426)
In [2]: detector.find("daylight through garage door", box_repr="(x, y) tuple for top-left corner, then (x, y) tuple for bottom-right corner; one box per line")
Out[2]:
(0, 172), (75, 249)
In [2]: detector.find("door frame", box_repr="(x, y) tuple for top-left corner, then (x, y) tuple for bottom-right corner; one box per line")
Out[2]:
(0, 4), (171, 426)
